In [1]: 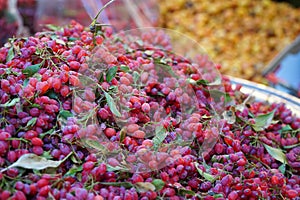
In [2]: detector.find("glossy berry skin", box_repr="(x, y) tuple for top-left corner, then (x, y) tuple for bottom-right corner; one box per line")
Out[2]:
(0, 20), (299, 200)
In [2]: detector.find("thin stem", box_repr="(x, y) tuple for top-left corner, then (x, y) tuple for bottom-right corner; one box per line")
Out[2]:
(90, 0), (115, 28)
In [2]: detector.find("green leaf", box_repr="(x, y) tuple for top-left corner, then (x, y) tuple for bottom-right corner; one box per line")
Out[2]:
(144, 50), (154, 56)
(278, 163), (286, 174)
(45, 90), (59, 99)
(33, 169), (42, 176)
(6, 46), (14, 62)
(55, 39), (66, 45)
(22, 63), (42, 77)
(0, 98), (20, 108)
(42, 151), (53, 159)
(120, 65), (130, 72)
(31, 104), (41, 108)
(109, 85), (118, 92)
(65, 165), (83, 177)
(68, 37), (79, 41)
(135, 182), (156, 193)
(132, 71), (140, 83)
(50, 35), (57, 40)
(248, 111), (255, 118)
(159, 57), (172, 65)
(106, 164), (124, 172)
(25, 117), (37, 128)
(252, 110), (275, 132)
(104, 92), (121, 117)
(152, 179), (165, 191)
(40, 129), (55, 138)
(33, 73), (42, 81)
(157, 92), (165, 97)
(152, 126), (167, 151)
(280, 125), (293, 134)
(283, 143), (300, 149)
(136, 39), (144, 46)
(263, 144), (287, 164)
(271, 120), (279, 124)
(202, 160), (211, 171)
(213, 194), (224, 198)
(155, 62), (179, 78)
(209, 90), (232, 103)
(35, 48), (42, 55)
(194, 162), (217, 182)
(59, 110), (73, 120)
(198, 77), (221, 86)
(84, 139), (106, 152)
(45, 24), (62, 31)
(106, 66), (118, 82)
(100, 182), (133, 189)
(119, 128), (126, 143)
(71, 155), (81, 164)
(178, 188), (196, 196)
(0, 153), (72, 172)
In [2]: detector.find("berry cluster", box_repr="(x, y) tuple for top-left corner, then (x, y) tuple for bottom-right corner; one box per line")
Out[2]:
(0, 21), (299, 200)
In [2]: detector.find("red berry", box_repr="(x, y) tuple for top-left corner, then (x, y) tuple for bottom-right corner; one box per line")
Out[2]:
(32, 146), (43, 155)
(271, 175), (279, 185)
(130, 130), (145, 139)
(95, 35), (104, 45)
(131, 174), (144, 183)
(120, 77), (131, 85)
(69, 61), (80, 70)
(214, 143), (224, 154)
(1, 79), (10, 92)
(228, 191), (238, 200)
(237, 158), (246, 166)
(287, 189), (298, 198)
(31, 137), (43, 146)
(161, 188), (175, 197)
(104, 128), (116, 137)
(52, 78), (62, 90)
(7, 168), (18, 178)
(60, 85), (70, 97)
(148, 160), (158, 170)
(1, 190), (11, 200)
(36, 81), (49, 94)
(7, 151), (17, 162)
(14, 191), (26, 200)
(141, 103), (150, 113)
(126, 124), (139, 133)
(84, 89), (95, 101)
(107, 158), (120, 167)
(39, 185), (50, 196)
(29, 184), (37, 195)
(69, 75), (80, 86)
(71, 45), (81, 54)
(60, 71), (69, 83)
(98, 108), (110, 120)
(0, 131), (11, 140)
(15, 181), (24, 190)
(83, 161), (95, 171)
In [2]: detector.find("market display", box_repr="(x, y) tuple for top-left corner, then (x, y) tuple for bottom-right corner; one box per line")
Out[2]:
(0, 18), (299, 199)
(159, 0), (300, 82)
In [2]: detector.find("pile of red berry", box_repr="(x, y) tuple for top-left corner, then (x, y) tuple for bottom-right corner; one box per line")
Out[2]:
(0, 20), (299, 200)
